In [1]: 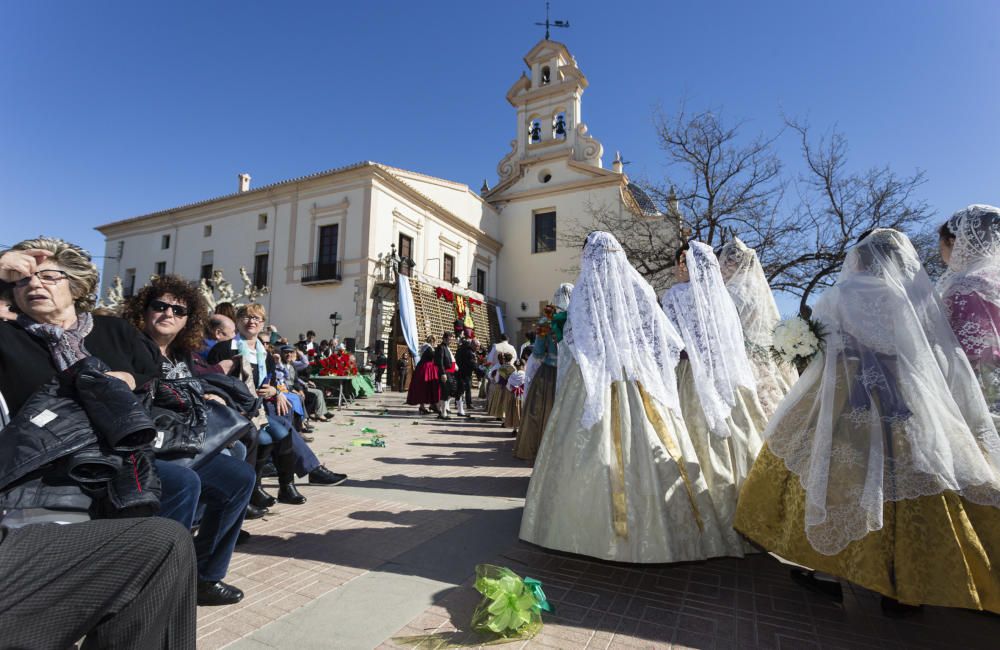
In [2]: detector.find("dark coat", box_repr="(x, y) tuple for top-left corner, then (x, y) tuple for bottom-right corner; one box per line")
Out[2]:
(0, 357), (160, 519)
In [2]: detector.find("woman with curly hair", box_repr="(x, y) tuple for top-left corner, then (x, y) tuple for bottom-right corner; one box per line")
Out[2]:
(123, 274), (255, 607)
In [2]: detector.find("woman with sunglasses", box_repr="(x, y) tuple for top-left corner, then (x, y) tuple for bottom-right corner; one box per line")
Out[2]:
(121, 276), (257, 605)
(0, 238), (247, 607)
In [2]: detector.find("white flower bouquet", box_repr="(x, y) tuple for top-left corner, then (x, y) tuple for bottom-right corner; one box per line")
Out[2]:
(771, 316), (825, 368)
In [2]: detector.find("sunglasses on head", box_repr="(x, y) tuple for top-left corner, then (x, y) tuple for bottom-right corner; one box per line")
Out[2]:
(148, 299), (189, 317)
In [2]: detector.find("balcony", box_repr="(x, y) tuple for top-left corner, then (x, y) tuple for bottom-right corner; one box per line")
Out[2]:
(301, 261), (342, 285)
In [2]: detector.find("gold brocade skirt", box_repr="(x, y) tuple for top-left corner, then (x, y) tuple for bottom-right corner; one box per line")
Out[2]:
(487, 383), (506, 419)
(735, 445), (1000, 613)
(515, 364), (557, 461)
(503, 392), (522, 429)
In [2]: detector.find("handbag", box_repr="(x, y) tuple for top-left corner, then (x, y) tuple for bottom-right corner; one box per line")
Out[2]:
(170, 401), (253, 471)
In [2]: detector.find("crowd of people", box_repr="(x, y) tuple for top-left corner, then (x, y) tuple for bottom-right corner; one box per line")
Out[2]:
(0, 238), (352, 645)
(4, 202), (1000, 645)
(416, 205), (1000, 618)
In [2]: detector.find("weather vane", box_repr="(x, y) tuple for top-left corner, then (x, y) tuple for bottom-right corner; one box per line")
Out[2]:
(535, 2), (569, 40)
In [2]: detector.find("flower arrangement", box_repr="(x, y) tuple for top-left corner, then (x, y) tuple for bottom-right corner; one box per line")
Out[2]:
(771, 316), (825, 368)
(310, 351), (358, 377)
(471, 564), (551, 639)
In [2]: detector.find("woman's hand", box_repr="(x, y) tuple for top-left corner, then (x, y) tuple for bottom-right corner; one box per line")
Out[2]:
(275, 392), (291, 416)
(256, 384), (278, 399)
(0, 249), (53, 283)
(105, 370), (136, 390)
(205, 393), (226, 404)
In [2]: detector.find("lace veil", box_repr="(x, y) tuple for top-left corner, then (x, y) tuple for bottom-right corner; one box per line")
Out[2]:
(718, 237), (798, 415)
(766, 229), (1000, 555)
(563, 231), (685, 429)
(552, 283), (574, 311)
(661, 241), (757, 437)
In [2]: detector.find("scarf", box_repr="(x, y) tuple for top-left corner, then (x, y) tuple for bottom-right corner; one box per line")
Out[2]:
(18, 311), (94, 371)
(239, 335), (268, 387)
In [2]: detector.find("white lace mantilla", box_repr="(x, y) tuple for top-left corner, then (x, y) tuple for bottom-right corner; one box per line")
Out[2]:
(765, 229), (1000, 555)
(719, 238), (798, 415)
(563, 232), (684, 429)
(661, 242), (757, 437)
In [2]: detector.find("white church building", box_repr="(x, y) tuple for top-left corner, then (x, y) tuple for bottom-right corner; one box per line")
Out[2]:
(96, 38), (669, 357)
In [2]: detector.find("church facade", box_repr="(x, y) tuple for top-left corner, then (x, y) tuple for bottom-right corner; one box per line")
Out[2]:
(96, 38), (669, 350)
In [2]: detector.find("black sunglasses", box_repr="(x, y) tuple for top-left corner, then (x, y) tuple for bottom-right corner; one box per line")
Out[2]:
(148, 299), (189, 317)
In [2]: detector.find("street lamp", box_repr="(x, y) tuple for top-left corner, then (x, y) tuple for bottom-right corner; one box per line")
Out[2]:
(329, 312), (342, 339)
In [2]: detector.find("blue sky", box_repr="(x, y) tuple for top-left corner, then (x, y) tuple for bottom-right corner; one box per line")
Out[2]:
(2, 0), (998, 282)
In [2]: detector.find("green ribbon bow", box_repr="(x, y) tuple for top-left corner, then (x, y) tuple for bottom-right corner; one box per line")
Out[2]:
(523, 577), (553, 613)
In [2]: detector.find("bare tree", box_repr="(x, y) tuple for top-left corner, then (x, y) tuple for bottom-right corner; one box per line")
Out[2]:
(563, 108), (933, 309)
(563, 106), (790, 292)
(778, 119), (933, 316)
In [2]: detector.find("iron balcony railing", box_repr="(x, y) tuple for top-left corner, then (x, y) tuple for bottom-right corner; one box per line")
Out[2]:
(301, 260), (342, 284)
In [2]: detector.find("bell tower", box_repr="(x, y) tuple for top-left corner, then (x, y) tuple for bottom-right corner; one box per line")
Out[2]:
(494, 39), (604, 185)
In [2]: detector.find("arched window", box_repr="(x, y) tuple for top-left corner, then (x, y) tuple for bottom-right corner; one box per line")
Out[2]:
(540, 66), (551, 85)
(552, 112), (567, 139)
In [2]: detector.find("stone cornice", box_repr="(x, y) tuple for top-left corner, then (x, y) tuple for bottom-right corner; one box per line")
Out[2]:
(488, 174), (623, 204)
(370, 167), (502, 253)
(391, 208), (424, 231)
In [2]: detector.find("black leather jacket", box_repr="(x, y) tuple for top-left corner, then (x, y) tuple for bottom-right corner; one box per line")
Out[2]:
(0, 357), (160, 519)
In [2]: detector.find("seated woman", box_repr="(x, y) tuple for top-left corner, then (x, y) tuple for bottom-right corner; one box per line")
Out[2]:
(734, 229), (1000, 614)
(234, 304), (346, 503)
(0, 239), (247, 606)
(122, 274), (257, 606)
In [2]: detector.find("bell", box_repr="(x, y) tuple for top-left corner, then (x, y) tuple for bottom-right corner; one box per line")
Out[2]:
(554, 116), (566, 137)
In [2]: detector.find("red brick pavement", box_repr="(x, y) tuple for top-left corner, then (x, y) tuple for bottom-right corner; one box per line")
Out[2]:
(199, 392), (1000, 649)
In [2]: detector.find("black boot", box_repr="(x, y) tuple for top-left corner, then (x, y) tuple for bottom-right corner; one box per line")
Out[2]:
(252, 444), (277, 508)
(278, 481), (307, 505)
(276, 451), (306, 505)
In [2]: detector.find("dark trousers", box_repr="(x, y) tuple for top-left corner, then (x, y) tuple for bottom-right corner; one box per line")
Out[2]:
(290, 427), (321, 477)
(156, 454), (255, 582)
(458, 371), (473, 406)
(0, 518), (197, 649)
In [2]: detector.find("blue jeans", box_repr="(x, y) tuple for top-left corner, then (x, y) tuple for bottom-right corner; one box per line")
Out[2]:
(260, 413), (293, 446)
(155, 454), (255, 582)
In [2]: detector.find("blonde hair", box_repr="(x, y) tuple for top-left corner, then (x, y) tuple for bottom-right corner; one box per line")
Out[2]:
(236, 303), (267, 320)
(8, 237), (99, 313)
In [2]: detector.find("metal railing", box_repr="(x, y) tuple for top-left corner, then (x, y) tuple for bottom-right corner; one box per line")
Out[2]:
(300, 260), (342, 284)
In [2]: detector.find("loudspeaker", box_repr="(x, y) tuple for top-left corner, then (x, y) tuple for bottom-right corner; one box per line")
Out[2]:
(344, 337), (356, 352)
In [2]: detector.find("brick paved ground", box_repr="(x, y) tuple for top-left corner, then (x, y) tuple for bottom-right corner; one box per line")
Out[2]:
(208, 391), (1000, 649)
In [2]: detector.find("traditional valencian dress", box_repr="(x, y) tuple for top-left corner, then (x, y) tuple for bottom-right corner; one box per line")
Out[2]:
(661, 241), (767, 550)
(718, 237), (798, 417)
(520, 232), (745, 563)
(405, 343), (440, 407)
(939, 205), (1000, 426)
(515, 283), (572, 461)
(488, 362), (515, 420)
(503, 368), (525, 430)
(735, 229), (1000, 612)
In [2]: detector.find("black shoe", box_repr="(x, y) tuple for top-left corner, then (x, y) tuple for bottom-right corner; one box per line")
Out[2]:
(790, 568), (843, 602)
(881, 595), (921, 617)
(261, 461), (277, 478)
(322, 413), (334, 421)
(251, 485), (276, 509)
(244, 503), (268, 520)
(309, 466), (348, 486)
(197, 580), (244, 606)
(236, 529), (251, 546)
(278, 482), (307, 505)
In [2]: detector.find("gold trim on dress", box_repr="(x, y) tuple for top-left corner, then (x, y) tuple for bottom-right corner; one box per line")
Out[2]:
(610, 382), (629, 539)
(637, 381), (705, 532)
